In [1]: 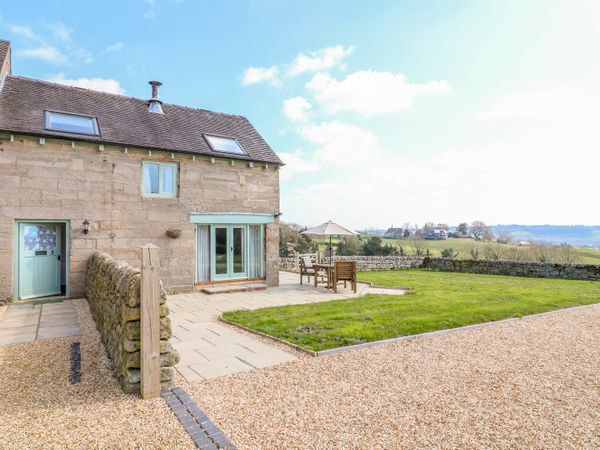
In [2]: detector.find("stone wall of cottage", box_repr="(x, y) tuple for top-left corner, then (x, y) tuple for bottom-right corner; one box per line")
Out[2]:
(0, 135), (280, 301)
(280, 255), (600, 281)
(86, 251), (179, 394)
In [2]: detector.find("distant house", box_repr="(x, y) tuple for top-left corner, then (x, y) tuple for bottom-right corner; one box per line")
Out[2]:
(422, 228), (448, 240)
(383, 227), (403, 239)
(0, 39), (283, 302)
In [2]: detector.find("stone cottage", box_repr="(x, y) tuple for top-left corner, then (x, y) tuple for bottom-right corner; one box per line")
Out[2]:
(0, 39), (283, 302)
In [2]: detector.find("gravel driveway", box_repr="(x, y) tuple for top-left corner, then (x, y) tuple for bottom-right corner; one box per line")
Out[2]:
(184, 304), (600, 448)
(0, 299), (194, 450)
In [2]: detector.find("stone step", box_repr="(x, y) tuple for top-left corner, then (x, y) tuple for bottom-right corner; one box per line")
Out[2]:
(199, 283), (268, 295)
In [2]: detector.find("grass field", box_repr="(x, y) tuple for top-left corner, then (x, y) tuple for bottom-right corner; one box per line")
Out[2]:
(222, 270), (600, 351)
(315, 237), (600, 264)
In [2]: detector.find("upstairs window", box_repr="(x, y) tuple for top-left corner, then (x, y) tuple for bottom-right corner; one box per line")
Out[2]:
(45, 111), (99, 135)
(203, 134), (247, 155)
(142, 161), (178, 197)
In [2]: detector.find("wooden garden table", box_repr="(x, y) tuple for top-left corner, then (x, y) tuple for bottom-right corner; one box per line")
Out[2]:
(313, 263), (334, 290)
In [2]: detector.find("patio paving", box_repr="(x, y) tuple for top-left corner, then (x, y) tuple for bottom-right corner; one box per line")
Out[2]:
(0, 300), (81, 345)
(169, 271), (395, 382)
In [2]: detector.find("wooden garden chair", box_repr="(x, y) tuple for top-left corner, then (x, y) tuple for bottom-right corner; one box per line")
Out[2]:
(333, 261), (357, 293)
(299, 255), (324, 285)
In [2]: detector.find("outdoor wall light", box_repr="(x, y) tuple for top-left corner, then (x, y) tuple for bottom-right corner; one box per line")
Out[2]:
(82, 219), (90, 234)
(274, 211), (283, 218)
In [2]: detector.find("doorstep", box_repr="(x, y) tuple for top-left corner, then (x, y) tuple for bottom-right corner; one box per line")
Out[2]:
(198, 282), (268, 295)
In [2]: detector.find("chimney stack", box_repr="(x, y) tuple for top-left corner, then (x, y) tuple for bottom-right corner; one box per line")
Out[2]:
(147, 80), (164, 114)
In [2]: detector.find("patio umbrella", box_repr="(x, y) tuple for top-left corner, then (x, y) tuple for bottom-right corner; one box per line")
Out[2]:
(301, 220), (358, 263)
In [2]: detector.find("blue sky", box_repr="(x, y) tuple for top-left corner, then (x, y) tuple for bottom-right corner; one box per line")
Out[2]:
(2, 0), (599, 228)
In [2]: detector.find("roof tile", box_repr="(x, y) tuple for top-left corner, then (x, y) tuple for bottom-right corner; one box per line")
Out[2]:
(0, 76), (282, 164)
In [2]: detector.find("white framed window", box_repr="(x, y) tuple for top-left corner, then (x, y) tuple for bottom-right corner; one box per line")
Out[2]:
(203, 134), (247, 155)
(45, 111), (99, 135)
(142, 161), (178, 197)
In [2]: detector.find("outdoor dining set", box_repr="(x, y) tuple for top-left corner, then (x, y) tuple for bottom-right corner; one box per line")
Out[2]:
(297, 220), (358, 293)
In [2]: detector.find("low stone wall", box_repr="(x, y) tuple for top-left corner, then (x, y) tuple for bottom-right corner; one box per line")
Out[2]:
(281, 254), (600, 281)
(423, 257), (600, 281)
(280, 255), (424, 272)
(86, 252), (180, 394)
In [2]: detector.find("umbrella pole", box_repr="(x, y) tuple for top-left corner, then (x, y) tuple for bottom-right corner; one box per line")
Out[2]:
(329, 235), (333, 264)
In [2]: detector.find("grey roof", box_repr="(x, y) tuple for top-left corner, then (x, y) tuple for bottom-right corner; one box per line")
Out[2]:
(0, 75), (283, 164)
(0, 40), (9, 68)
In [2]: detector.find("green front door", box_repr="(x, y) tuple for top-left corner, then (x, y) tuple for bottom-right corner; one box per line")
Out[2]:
(210, 225), (247, 281)
(18, 223), (62, 299)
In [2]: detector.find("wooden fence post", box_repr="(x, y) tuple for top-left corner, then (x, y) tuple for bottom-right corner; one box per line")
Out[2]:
(140, 244), (161, 399)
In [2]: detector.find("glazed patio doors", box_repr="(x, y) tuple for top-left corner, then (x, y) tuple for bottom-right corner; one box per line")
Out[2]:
(196, 223), (265, 283)
(211, 225), (246, 281)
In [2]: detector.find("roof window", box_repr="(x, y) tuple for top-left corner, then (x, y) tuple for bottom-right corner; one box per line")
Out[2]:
(45, 111), (99, 135)
(203, 134), (247, 155)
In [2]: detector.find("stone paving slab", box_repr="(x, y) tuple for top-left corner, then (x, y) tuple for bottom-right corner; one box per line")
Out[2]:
(0, 300), (81, 345)
(169, 271), (399, 382)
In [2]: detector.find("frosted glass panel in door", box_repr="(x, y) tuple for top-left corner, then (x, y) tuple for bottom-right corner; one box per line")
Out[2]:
(19, 223), (61, 299)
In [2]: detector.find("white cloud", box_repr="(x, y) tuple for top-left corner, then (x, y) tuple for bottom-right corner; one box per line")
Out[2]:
(104, 42), (124, 52)
(283, 84), (600, 228)
(242, 66), (280, 86)
(288, 45), (354, 77)
(282, 96), (312, 122)
(299, 121), (381, 166)
(52, 22), (72, 42)
(143, 0), (157, 18)
(307, 70), (451, 116)
(242, 44), (353, 86)
(10, 25), (40, 41)
(17, 47), (68, 64)
(46, 73), (125, 94)
(477, 85), (594, 124)
(278, 150), (319, 181)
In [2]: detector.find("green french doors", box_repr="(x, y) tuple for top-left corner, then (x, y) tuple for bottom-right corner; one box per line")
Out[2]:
(18, 223), (62, 299)
(211, 225), (247, 281)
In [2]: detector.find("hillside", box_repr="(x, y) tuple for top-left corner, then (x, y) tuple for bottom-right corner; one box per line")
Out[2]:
(380, 238), (600, 264)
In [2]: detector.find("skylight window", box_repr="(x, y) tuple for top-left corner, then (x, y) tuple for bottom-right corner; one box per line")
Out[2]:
(45, 111), (99, 135)
(203, 134), (247, 155)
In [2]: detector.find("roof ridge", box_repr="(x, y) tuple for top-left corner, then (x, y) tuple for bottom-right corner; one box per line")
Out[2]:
(6, 75), (248, 120)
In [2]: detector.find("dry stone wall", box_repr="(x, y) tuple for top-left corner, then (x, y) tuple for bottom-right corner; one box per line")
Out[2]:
(280, 255), (424, 272)
(86, 251), (180, 394)
(423, 257), (600, 281)
(280, 255), (600, 281)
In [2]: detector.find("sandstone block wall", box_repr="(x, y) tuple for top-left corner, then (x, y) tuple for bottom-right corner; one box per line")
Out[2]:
(86, 251), (180, 394)
(0, 134), (280, 301)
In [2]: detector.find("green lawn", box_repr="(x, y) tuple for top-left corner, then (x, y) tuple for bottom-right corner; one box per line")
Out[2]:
(222, 270), (600, 351)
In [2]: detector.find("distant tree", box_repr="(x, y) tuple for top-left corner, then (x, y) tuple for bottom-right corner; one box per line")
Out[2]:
(336, 236), (363, 256)
(496, 232), (514, 245)
(436, 223), (449, 231)
(295, 233), (318, 254)
(278, 222), (318, 256)
(470, 221), (493, 241)
(469, 247), (480, 260)
(403, 228), (411, 238)
(456, 222), (469, 235)
(441, 248), (459, 259)
(423, 222), (435, 234)
(408, 235), (426, 256)
(362, 236), (397, 256)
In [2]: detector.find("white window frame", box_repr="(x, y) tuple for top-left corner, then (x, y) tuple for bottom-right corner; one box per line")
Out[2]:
(44, 110), (99, 136)
(141, 161), (178, 198)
